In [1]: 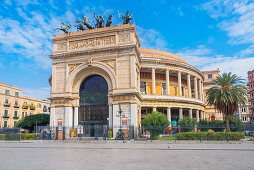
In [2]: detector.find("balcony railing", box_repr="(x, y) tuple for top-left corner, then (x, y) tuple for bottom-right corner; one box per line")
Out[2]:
(4, 103), (11, 107)
(3, 115), (9, 118)
(22, 105), (29, 109)
(30, 105), (36, 110)
(14, 105), (20, 108)
(13, 116), (19, 119)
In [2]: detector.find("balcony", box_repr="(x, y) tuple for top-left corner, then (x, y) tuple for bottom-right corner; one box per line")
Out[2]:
(3, 115), (9, 118)
(29, 105), (36, 110)
(13, 116), (19, 119)
(4, 103), (11, 107)
(14, 105), (20, 108)
(22, 105), (29, 109)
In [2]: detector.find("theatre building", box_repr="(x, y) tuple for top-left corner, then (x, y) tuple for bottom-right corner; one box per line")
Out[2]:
(49, 24), (205, 138)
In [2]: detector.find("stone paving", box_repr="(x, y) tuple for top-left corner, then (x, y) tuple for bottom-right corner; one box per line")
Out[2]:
(0, 140), (254, 170)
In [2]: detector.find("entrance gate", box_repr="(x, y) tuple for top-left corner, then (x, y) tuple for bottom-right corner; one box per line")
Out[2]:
(79, 75), (109, 137)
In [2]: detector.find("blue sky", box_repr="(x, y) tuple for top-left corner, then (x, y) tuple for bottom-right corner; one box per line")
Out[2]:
(0, 0), (254, 99)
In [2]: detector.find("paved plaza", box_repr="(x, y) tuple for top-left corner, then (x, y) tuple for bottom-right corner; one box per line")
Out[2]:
(0, 141), (254, 170)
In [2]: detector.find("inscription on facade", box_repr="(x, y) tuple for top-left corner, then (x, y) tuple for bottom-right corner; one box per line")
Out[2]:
(69, 35), (116, 50)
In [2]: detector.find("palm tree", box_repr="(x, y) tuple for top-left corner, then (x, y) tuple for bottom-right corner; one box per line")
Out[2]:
(206, 72), (248, 132)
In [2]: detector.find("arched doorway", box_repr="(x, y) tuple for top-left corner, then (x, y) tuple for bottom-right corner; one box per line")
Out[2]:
(79, 75), (109, 137)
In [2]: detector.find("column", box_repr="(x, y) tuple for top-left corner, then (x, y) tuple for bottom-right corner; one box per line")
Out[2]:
(178, 71), (182, 96)
(189, 109), (193, 118)
(194, 77), (198, 99)
(50, 107), (55, 128)
(153, 107), (156, 112)
(130, 104), (138, 139)
(109, 105), (113, 129)
(167, 107), (171, 127)
(64, 107), (73, 128)
(138, 72), (141, 92)
(179, 108), (183, 120)
(166, 69), (170, 95)
(201, 81), (204, 101)
(187, 74), (191, 97)
(73, 107), (79, 128)
(112, 104), (119, 137)
(198, 79), (202, 100)
(196, 110), (200, 122)
(152, 68), (156, 94)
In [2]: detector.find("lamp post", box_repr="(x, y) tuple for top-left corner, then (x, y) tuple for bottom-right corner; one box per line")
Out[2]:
(119, 104), (122, 130)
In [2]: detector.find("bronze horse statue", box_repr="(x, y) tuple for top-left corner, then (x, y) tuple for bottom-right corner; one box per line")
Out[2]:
(106, 14), (113, 27)
(56, 22), (71, 33)
(75, 19), (86, 31)
(82, 15), (94, 29)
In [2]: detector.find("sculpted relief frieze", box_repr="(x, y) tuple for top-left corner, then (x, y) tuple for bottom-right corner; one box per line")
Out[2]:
(69, 35), (116, 50)
(102, 60), (115, 70)
(68, 63), (82, 74)
(118, 33), (130, 42)
(56, 42), (67, 51)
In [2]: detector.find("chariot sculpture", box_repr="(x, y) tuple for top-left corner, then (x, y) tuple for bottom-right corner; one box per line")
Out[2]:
(57, 10), (133, 34)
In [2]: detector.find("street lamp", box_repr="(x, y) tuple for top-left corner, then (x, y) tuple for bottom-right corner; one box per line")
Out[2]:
(119, 104), (122, 130)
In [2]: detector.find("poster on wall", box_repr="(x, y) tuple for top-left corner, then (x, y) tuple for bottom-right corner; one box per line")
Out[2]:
(122, 119), (128, 129)
(58, 120), (63, 130)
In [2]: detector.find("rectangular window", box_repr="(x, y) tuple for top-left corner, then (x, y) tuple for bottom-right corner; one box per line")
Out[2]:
(15, 92), (19, 96)
(208, 74), (212, 79)
(5, 99), (8, 104)
(4, 121), (7, 128)
(5, 90), (9, 95)
(4, 110), (8, 117)
(15, 101), (18, 106)
(14, 121), (17, 126)
(140, 82), (147, 94)
(14, 111), (17, 117)
(161, 83), (166, 95)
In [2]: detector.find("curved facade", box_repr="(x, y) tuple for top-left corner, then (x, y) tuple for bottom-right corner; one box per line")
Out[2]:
(49, 24), (205, 138)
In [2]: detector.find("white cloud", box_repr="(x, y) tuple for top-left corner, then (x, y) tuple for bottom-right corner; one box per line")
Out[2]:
(200, 0), (254, 45)
(176, 45), (252, 79)
(239, 45), (254, 57)
(176, 45), (232, 68)
(201, 57), (254, 79)
(22, 87), (50, 99)
(136, 26), (170, 52)
(0, 7), (79, 71)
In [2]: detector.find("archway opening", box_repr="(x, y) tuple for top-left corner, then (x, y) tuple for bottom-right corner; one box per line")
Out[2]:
(79, 75), (109, 137)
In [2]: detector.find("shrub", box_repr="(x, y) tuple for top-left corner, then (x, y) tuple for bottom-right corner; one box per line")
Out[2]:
(176, 132), (244, 141)
(21, 133), (42, 140)
(0, 134), (6, 140)
(141, 111), (170, 140)
(210, 120), (225, 132)
(228, 117), (245, 132)
(15, 114), (50, 131)
(108, 131), (113, 138)
(178, 117), (196, 132)
(197, 119), (210, 131)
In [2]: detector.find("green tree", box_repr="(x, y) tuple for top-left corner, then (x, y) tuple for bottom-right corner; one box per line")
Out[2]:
(178, 117), (197, 132)
(141, 111), (170, 140)
(206, 72), (247, 132)
(15, 114), (50, 131)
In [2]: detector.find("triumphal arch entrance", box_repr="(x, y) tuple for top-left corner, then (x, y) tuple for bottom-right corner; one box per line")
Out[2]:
(49, 23), (141, 138)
